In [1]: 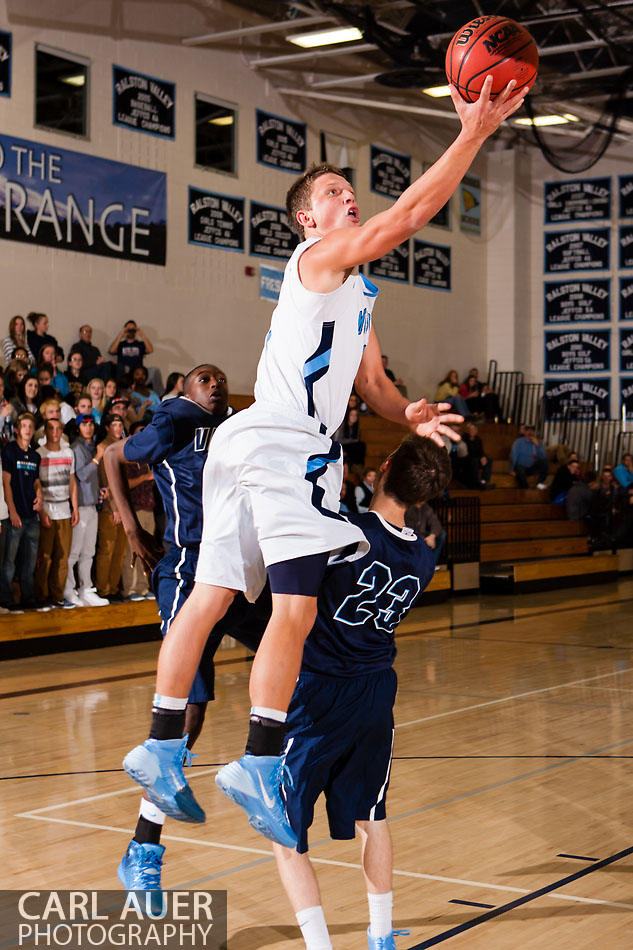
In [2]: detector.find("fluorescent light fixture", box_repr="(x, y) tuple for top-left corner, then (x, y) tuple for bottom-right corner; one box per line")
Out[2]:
(287, 26), (363, 48)
(422, 85), (452, 98)
(515, 113), (579, 127)
(209, 114), (234, 126)
(60, 74), (85, 86)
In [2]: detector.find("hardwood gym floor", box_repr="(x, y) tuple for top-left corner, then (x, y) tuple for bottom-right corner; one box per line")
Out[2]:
(2, 579), (633, 949)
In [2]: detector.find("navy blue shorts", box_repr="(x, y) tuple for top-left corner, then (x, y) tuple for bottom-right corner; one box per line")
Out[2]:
(282, 668), (397, 853)
(153, 546), (270, 704)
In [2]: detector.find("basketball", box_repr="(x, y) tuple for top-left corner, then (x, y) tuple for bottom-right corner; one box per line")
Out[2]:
(445, 15), (538, 102)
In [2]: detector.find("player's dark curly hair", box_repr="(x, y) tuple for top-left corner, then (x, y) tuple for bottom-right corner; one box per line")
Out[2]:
(286, 162), (349, 238)
(380, 435), (451, 507)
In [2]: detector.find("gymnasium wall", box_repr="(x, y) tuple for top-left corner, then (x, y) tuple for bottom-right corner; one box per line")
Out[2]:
(0, 1), (496, 401)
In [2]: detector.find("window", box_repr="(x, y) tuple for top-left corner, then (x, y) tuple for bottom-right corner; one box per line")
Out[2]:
(195, 94), (237, 174)
(35, 46), (89, 137)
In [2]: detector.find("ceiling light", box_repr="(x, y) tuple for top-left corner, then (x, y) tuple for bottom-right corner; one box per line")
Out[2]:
(209, 115), (234, 126)
(60, 74), (85, 86)
(514, 113), (579, 127)
(422, 85), (452, 98)
(287, 26), (363, 49)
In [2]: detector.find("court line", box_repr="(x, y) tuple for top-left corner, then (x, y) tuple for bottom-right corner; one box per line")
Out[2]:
(14, 814), (633, 910)
(396, 665), (632, 728)
(405, 845), (633, 949)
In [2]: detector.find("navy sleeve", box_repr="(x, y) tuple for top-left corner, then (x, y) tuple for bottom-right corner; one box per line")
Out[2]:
(123, 409), (175, 465)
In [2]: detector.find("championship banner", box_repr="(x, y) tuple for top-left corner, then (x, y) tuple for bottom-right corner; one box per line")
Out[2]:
(256, 110), (306, 173)
(249, 201), (298, 260)
(412, 239), (451, 291)
(544, 279), (610, 323)
(0, 132), (166, 265)
(544, 377), (610, 419)
(188, 187), (244, 252)
(620, 328), (633, 372)
(620, 225), (633, 269)
(619, 175), (633, 219)
(370, 145), (411, 199)
(368, 240), (409, 283)
(544, 177), (611, 223)
(0, 31), (11, 97)
(621, 277), (633, 321)
(544, 330), (610, 373)
(113, 66), (175, 139)
(622, 377), (633, 416)
(260, 264), (284, 301)
(544, 228), (610, 273)
(459, 175), (481, 234)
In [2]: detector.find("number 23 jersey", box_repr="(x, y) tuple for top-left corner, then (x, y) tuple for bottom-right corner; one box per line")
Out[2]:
(302, 510), (435, 677)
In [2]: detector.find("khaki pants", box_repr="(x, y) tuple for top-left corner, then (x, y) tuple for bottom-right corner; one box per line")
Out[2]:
(121, 509), (155, 597)
(95, 511), (128, 597)
(35, 518), (72, 603)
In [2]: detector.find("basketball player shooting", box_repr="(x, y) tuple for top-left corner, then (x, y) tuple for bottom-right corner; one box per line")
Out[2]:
(122, 76), (528, 847)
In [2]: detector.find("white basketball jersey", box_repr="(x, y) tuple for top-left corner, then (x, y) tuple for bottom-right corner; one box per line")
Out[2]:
(254, 237), (379, 436)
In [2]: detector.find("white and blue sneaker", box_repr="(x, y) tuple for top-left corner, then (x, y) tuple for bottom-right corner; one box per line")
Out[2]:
(215, 754), (297, 848)
(117, 840), (165, 915)
(123, 736), (205, 823)
(367, 929), (410, 950)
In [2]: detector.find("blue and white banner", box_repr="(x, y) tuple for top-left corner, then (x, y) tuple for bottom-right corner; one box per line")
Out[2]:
(0, 31), (11, 97)
(621, 277), (633, 321)
(619, 175), (633, 219)
(544, 228), (610, 272)
(0, 132), (166, 264)
(620, 225), (633, 269)
(544, 279), (610, 323)
(260, 264), (284, 301)
(370, 145), (411, 199)
(544, 377), (611, 419)
(113, 66), (175, 139)
(544, 178), (611, 223)
(544, 330), (610, 373)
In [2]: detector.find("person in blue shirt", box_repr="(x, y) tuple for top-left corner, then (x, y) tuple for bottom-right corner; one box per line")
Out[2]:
(104, 364), (270, 904)
(509, 424), (549, 489)
(614, 453), (633, 494)
(266, 434), (451, 950)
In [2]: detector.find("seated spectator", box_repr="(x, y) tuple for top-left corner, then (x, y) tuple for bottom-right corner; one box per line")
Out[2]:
(69, 324), (110, 380)
(434, 369), (469, 417)
(130, 366), (161, 418)
(614, 454), (633, 494)
(87, 378), (107, 424)
(95, 413), (128, 601)
(64, 415), (109, 607)
(381, 354), (407, 396)
(10, 377), (41, 423)
(465, 367), (501, 420)
(459, 374), (485, 416)
(162, 372), (184, 401)
(550, 456), (580, 504)
(339, 460), (358, 514)
(2, 315), (35, 367)
(0, 374), (14, 444)
(109, 320), (153, 374)
(509, 424), (549, 489)
(405, 502), (446, 566)
(566, 470), (596, 522)
(121, 421), (156, 601)
(26, 311), (64, 362)
(35, 418), (79, 609)
(64, 351), (88, 403)
(333, 407), (366, 469)
(459, 421), (493, 489)
(355, 467), (376, 513)
(4, 359), (29, 399)
(35, 399), (70, 446)
(0, 413), (43, 610)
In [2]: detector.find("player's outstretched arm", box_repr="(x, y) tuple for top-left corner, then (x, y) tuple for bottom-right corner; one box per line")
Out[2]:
(104, 439), (163, 575)
(310, 76), (526, 275)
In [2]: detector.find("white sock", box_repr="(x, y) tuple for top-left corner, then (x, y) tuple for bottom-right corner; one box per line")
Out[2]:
(368, 891), (393, 939)
(296, 906), (332, 950)
(153, 693), (187, 711)
(250, 705), (287, 723)
(139, 798), (166, 825)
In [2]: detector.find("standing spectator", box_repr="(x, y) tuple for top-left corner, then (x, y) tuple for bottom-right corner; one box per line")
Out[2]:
(35, 419), (79, 608)
(509, 424), (549, 489)
(64, 395), (93, 443)
(35, 343), (69, 399)
(2, 316), (35, 367)
(0, 375), (15, 445)
(95, 413), (127, 602)
(459, 421), (493, 488)
(130, 366), (161, 418)
(550, 457), (580, 504)
(87, 378), (107, 424)
(0, 450), (9, 613)
(405, 501), (446, 565)
(1, 413), (43, 610)
(104, 378), (117, 403)
(35, 400), (70, 446)
(161, 373), (184, 401)
(355, 467), (376, 513)
(614, 454), (633, 494)
(26, 312), (64, 362)
(64, 352), (88, 403)
(64, 415), (109, 607)
(69, 324), (110, 380)
(121, 422), (156, 601)
(10, 377), (41, 422)
(109, 320), (153, 373)
(434, 369), (469, 416)
(4, 359), (29, 399)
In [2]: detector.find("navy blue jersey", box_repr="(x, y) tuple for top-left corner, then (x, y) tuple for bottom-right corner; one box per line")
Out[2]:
(1, 441), (41, 522)
(123, 397), (233, 548)
(301, 511), (435, 677)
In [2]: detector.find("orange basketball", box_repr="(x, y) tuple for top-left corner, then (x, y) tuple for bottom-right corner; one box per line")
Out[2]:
(445, 15), (538, 102)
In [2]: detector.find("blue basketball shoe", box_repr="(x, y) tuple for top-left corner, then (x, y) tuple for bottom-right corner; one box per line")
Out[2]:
(118, 841), (165, 915)
(123, 736), (205, 823)
(215, 754), (297, 848)
(367, 930), (410, 950)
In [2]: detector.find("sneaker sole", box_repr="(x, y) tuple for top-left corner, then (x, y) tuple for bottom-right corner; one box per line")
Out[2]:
(123, 748), (206, 824)
(215, 765), (297, 848)
(117, 863), (165, 915)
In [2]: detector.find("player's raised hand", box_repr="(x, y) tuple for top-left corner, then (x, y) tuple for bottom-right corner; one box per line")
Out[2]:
(450, 75), (526, 140)
(404, 399), (464, 447)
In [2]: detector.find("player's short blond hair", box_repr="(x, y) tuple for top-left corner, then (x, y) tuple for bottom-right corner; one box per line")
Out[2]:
(286, 162), (348, 238)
